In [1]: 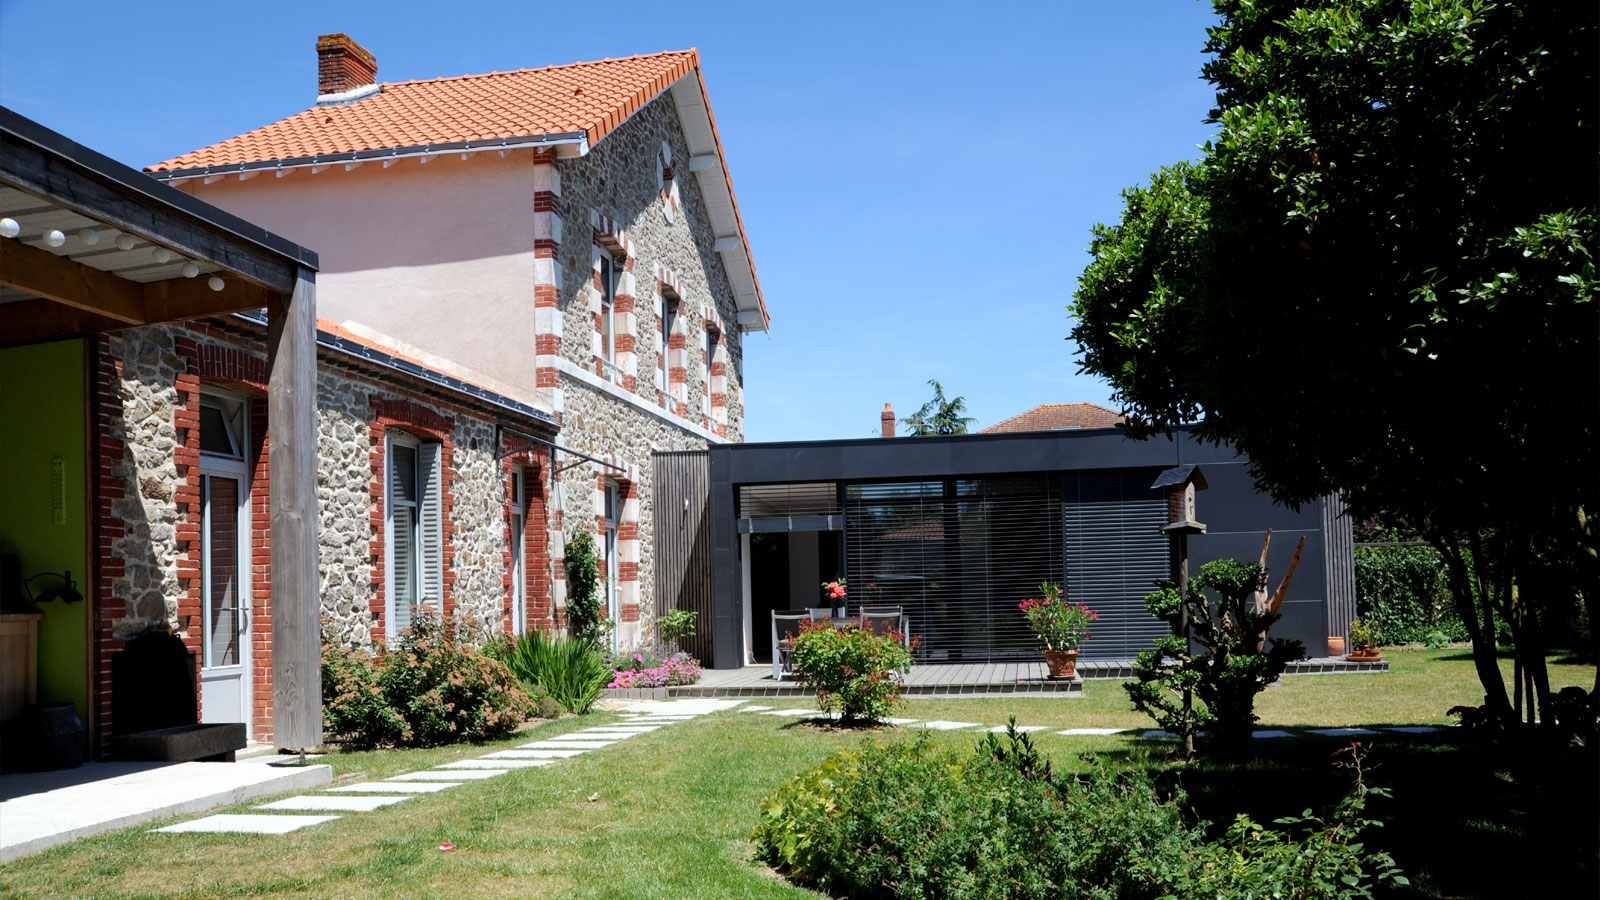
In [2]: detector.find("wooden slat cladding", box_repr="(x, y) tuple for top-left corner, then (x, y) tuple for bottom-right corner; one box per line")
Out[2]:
(653, 450), (713, 662)
(1321, 493), (1356, 646)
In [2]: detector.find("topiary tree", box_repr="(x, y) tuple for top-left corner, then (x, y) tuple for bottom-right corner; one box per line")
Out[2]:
(1127, 557), (1305, 759)
(563, 528), (605, 646)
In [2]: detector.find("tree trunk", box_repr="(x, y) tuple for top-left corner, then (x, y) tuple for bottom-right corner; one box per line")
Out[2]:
(1436, 535), (1515, 726)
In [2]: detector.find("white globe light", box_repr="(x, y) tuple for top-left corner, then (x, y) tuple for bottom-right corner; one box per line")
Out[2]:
(115, 234), (136, 251)
(181, 262), (200, 278)
(0, 218), (18, 239)
(152, 247), (172, 263)
(207, 276), (225, 291)
(44, 230), (67, 248)
(80, 228), (100, 245)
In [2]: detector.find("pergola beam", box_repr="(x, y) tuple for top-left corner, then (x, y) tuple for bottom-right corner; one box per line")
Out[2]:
(0, 238), (145, 323)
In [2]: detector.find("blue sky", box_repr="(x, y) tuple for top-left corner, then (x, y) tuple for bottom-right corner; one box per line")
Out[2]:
(0, 0), (1220, 442)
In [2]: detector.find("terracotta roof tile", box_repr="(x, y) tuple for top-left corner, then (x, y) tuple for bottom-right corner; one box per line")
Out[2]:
(147, 50), (699, 171)
(979, 403), (1124, 434)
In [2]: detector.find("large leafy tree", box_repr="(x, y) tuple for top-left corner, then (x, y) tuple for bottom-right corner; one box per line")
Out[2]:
(1071, 0), (1597, 729)
(901, 379), (978, 436)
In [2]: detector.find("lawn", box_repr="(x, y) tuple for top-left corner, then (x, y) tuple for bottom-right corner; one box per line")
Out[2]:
(1, 648), (1593, 899)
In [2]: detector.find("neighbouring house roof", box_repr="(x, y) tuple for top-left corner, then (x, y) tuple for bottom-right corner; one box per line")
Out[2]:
(145, 49), (769, 331)
(979, 403), (1124, 434)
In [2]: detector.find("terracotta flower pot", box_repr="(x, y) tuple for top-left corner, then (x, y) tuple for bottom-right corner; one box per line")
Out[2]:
(1345, 646), (1382, 662)
(1327, 636), (1346, 657)
(1043, 649), (1079, 678)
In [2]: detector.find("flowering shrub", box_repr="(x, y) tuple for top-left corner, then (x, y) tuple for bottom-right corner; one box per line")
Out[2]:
(790, 618), (916, 722)
(321, 609), (538, 749)
(1018, 582), (1097, 651)
(606, 651), (702, 688)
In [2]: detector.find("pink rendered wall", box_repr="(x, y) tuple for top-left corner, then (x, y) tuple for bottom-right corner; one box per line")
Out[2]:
(180, 153), (541, 403)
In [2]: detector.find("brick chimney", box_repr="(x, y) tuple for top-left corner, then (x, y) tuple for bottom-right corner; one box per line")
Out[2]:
(881, 403), (895, 438)
(317, 33), (378, 97)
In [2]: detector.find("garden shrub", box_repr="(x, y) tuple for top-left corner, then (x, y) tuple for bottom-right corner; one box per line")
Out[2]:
(789, 619), (914, 723)
(321, 610), (537, 749)
(1354, 546), (1469, 645)
(753, 726), (1406, 900)
(488, 627), (610, 714)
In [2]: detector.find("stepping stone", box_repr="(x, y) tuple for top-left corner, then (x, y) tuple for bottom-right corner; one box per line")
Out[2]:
(741, 705), (774, 712)
(913, 721), (981, 731)
(326, 781), (459, 793)
(523, 740), (617, 749)
(1057, 728), (1129, 736)
(984, 725), (1050, 733)
(1140, 730), (1177, 739)
(440, 759), (555, 769)
(498, 748), (588, 758)
(585, 725), (660, 732)
(882, 717), (919, 725)
(760, 709), (822, 717)
(570, 731), (640, 739)
(1253, 730), (1294, 739)
(153, 814), (338, 834)
(1305, 727), (1379, 737)
(257, 795), (409, 812)
(389, 769), (507, 781)
(1382, 725), (1441, 734)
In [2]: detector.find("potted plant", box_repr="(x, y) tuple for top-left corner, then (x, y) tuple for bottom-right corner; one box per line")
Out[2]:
(1346, 618), (1381, 661)
(1019, 582), (1096, 677)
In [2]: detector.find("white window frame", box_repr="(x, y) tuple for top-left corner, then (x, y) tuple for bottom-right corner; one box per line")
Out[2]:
(197, 391), (250, 672)
(603, 481), (620, 651)
(385, 432), (443, 639)
(599, 252), (616, 366)
(511, 466), (527, 636)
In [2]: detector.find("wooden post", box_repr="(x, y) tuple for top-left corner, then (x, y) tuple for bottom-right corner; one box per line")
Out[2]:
(268, 267), (321, 752)
(1178, 531), (1194, 760)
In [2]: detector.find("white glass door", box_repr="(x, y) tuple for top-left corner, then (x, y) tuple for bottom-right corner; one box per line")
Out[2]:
(604, 482), (620, 650)
(511, 467), (527, 636)
(198, 394), (250, 732)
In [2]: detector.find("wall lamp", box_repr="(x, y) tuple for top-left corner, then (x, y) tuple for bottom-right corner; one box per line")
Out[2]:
(27, 570), (83, 605)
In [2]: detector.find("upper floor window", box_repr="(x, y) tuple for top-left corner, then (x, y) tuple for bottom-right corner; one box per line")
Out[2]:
(599, 253), (616, 366)
(703, 328), (719, 419)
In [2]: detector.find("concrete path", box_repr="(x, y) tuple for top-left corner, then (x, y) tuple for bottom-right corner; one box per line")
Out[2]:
(143, 699), (748, 837)
(1, 753), (332, 862)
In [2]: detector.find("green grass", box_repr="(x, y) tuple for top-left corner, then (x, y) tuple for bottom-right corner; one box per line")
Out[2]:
(1, 649), (1593, 899)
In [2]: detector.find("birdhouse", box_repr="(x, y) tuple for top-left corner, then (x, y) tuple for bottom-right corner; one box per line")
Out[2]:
(1150, 464), (1207, 535)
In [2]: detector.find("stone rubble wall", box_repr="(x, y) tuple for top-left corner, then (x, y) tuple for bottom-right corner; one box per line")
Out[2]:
(106, 326), (187, 637)
(557, 379), (708, 647)
(556, 95), (746, 439)
(107, 326), (516, 651)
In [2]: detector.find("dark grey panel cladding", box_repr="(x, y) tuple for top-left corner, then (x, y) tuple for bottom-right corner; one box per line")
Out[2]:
(1322, 493), (1355, 647)
(652, 450), (713, 663)
(844, 477), (1065, 662)
(1061, 469), (1172, 659)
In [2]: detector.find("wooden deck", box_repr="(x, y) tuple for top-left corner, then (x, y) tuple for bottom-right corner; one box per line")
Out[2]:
(663, 657), (1387, 699)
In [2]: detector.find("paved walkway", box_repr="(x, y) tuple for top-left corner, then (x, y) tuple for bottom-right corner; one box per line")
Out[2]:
(146, 699), (747, 837)
(0, 753), (333, 862)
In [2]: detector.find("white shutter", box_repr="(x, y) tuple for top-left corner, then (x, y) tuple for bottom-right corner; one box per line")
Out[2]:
(419, 442), (444, 614)
(389, 441), (418, 634)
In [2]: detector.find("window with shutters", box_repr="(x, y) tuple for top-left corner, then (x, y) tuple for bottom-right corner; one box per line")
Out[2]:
(387, 432), (443, 637)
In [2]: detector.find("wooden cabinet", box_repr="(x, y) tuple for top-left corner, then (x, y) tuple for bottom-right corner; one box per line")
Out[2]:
(0, 612), (43, 727)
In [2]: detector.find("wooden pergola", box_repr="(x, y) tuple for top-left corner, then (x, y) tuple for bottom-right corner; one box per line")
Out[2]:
(0, 107), (322, 752)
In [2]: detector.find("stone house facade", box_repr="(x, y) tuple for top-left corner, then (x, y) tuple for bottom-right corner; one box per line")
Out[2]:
(91, 315), (556, 744)
(139, 37), (768, 665)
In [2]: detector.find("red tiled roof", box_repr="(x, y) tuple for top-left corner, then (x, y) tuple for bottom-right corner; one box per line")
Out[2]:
(979, 403), (1124, 434)
(148, 51), (699, 171)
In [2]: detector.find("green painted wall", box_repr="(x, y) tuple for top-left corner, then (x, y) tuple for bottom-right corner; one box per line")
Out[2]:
(0, 339), (88, 722)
